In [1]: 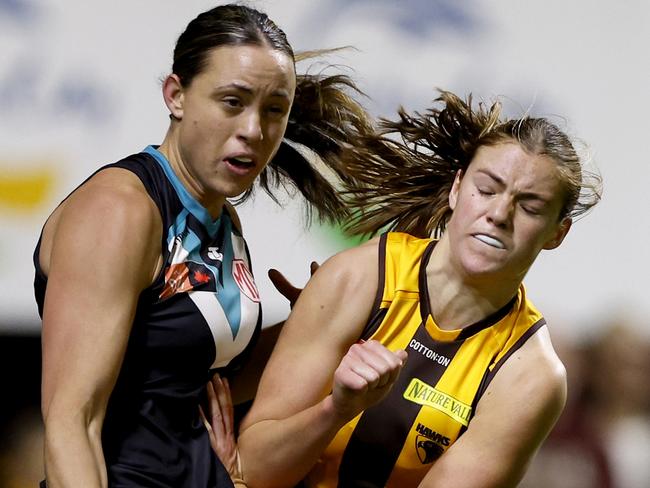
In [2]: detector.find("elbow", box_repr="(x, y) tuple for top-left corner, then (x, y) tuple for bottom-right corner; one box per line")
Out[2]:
(238, 430), (291, 488)
(42, 407), (106, 487)
(43, 396), (105, 454)
(237, 432), (265, 488)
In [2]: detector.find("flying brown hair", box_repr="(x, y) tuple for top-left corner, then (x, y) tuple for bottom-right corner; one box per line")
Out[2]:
(342, 90), (602, 238)
(250, 50), (375, 225)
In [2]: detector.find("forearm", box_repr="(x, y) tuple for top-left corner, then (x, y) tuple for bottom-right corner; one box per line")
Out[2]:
(44, 417), (107, 488)
(239, 395), (346, 488)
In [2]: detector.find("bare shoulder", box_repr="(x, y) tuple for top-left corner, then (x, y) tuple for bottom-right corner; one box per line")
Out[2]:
(75, 167), (159, 216)
(273, 236), (382, 344)
(40, 169), (163, 421)
(297, 235), (380, 298)
(277, 236), (382, 347)
(41, 167), (161, 281)
(316, 236), (381, 285)
(496, 325), (567, 403)
(49, 167), (158, 233)
(477, 323), (567, 445)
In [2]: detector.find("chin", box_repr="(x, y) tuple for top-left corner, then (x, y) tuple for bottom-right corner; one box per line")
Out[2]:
(223, 188), (248, 199)
(459, 254), (507, 278)
(213, 181), (254, 199)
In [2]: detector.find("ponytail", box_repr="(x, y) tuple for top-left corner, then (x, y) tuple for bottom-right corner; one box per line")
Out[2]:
(233, 51), (375, 226)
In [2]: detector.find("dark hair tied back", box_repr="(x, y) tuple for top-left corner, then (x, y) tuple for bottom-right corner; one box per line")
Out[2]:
(172, 4), (294, 87)
(174, 7), (378, 226)
(238, 52), (376, 225)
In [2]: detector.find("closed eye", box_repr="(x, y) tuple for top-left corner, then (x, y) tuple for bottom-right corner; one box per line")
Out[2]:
(521, 205), (540, 215)
(518, 196), (550, 216)
(477, 186), (495, 196)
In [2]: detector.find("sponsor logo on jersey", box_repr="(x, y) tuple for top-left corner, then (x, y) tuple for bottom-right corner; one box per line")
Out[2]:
(159, 262), (216, 299)
(232, 259), (260, 303)
(414, 423), (450, 464)
(403, 378), (472, 426)
(408, 339), (451, 367)
(207, 246), (223, 262)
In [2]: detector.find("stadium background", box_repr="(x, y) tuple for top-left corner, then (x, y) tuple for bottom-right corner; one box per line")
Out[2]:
(0, 1), (648, 486)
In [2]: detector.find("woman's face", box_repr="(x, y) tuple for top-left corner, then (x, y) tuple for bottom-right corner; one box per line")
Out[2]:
(164, 44), (296, 214)
(445, 141), (571, 282)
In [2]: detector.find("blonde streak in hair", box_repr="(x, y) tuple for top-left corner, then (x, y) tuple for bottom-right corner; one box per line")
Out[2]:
(477, 98), (503, 139)
(513, 93), (537, 142)
(521, 93), (537, 120)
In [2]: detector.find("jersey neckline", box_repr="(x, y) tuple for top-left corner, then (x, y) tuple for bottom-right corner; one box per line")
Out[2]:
(144, 145), (224, 233)
(418, 239), (519, 341)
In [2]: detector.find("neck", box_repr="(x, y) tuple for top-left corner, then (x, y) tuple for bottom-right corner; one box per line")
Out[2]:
(158, 130), (225, 220)
(426, 236), (520, 331)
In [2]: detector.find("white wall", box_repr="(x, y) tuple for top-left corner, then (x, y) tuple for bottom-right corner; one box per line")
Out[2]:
(1, 0), (648, 337)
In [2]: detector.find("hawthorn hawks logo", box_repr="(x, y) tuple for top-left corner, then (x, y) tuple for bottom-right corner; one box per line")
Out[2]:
(415, 435), (445, 464)
(232, 259), (260, 303)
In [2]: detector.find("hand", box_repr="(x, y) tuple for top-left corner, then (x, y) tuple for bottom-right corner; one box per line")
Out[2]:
(200, 375), (242, 480)
(268, 261), (319, 308)
(330, 340), (408, 420)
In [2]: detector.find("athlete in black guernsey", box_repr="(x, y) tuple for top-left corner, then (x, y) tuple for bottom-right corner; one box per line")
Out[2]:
(35, 5), (378, 487)
(35, 146), (260, 486)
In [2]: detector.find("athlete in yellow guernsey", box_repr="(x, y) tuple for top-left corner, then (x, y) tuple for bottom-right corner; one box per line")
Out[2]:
(234, 91), (603, 488)
(304, 232), (546, 487)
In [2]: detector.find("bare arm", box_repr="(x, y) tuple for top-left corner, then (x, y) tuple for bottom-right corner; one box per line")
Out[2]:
(227, 261), (320, 405)
(419, 326), (567, 488)
(40, 170), (161, 488)
(238, 240), (407, 488)
(227, 322), (283, 406)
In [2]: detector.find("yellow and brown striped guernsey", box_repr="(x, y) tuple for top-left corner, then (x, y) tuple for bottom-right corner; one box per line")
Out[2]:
(304, 232), (547, 488)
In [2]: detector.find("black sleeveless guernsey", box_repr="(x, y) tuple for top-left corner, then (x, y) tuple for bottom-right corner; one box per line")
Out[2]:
(34, 146), (262, 487)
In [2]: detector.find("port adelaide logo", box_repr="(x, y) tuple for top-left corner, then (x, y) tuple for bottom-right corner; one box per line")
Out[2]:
(232, 259), (260, 303)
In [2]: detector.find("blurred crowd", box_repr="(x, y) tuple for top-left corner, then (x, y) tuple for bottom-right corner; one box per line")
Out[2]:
(520, 318), (650, 488)
(1, 318), (648, 487)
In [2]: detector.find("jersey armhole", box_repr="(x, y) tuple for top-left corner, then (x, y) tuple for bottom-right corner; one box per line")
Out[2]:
(359, 232), (389, 340)
(460, 318), (548, 436)
(479, 318), (547, 395)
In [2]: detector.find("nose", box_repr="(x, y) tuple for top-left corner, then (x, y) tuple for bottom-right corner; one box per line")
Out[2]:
(237, 109), (263, 143)
(486, 195), (513, 228)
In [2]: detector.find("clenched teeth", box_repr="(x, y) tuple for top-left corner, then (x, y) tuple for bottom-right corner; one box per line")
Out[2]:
(474, 234), (505, 249)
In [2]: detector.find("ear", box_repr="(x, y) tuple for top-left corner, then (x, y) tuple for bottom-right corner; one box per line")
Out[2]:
(162, 74), (184, 120)
(448, 170), (464, 211)
(543, 217), (572, 250)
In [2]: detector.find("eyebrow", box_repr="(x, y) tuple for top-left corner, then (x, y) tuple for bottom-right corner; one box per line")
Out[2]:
(216, 82), (292, 99)
(476, 168), (505, 186)
(475, 168), (552, 203)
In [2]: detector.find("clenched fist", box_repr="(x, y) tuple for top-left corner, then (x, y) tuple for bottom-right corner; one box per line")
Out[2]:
(331, 340), (408, 420)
